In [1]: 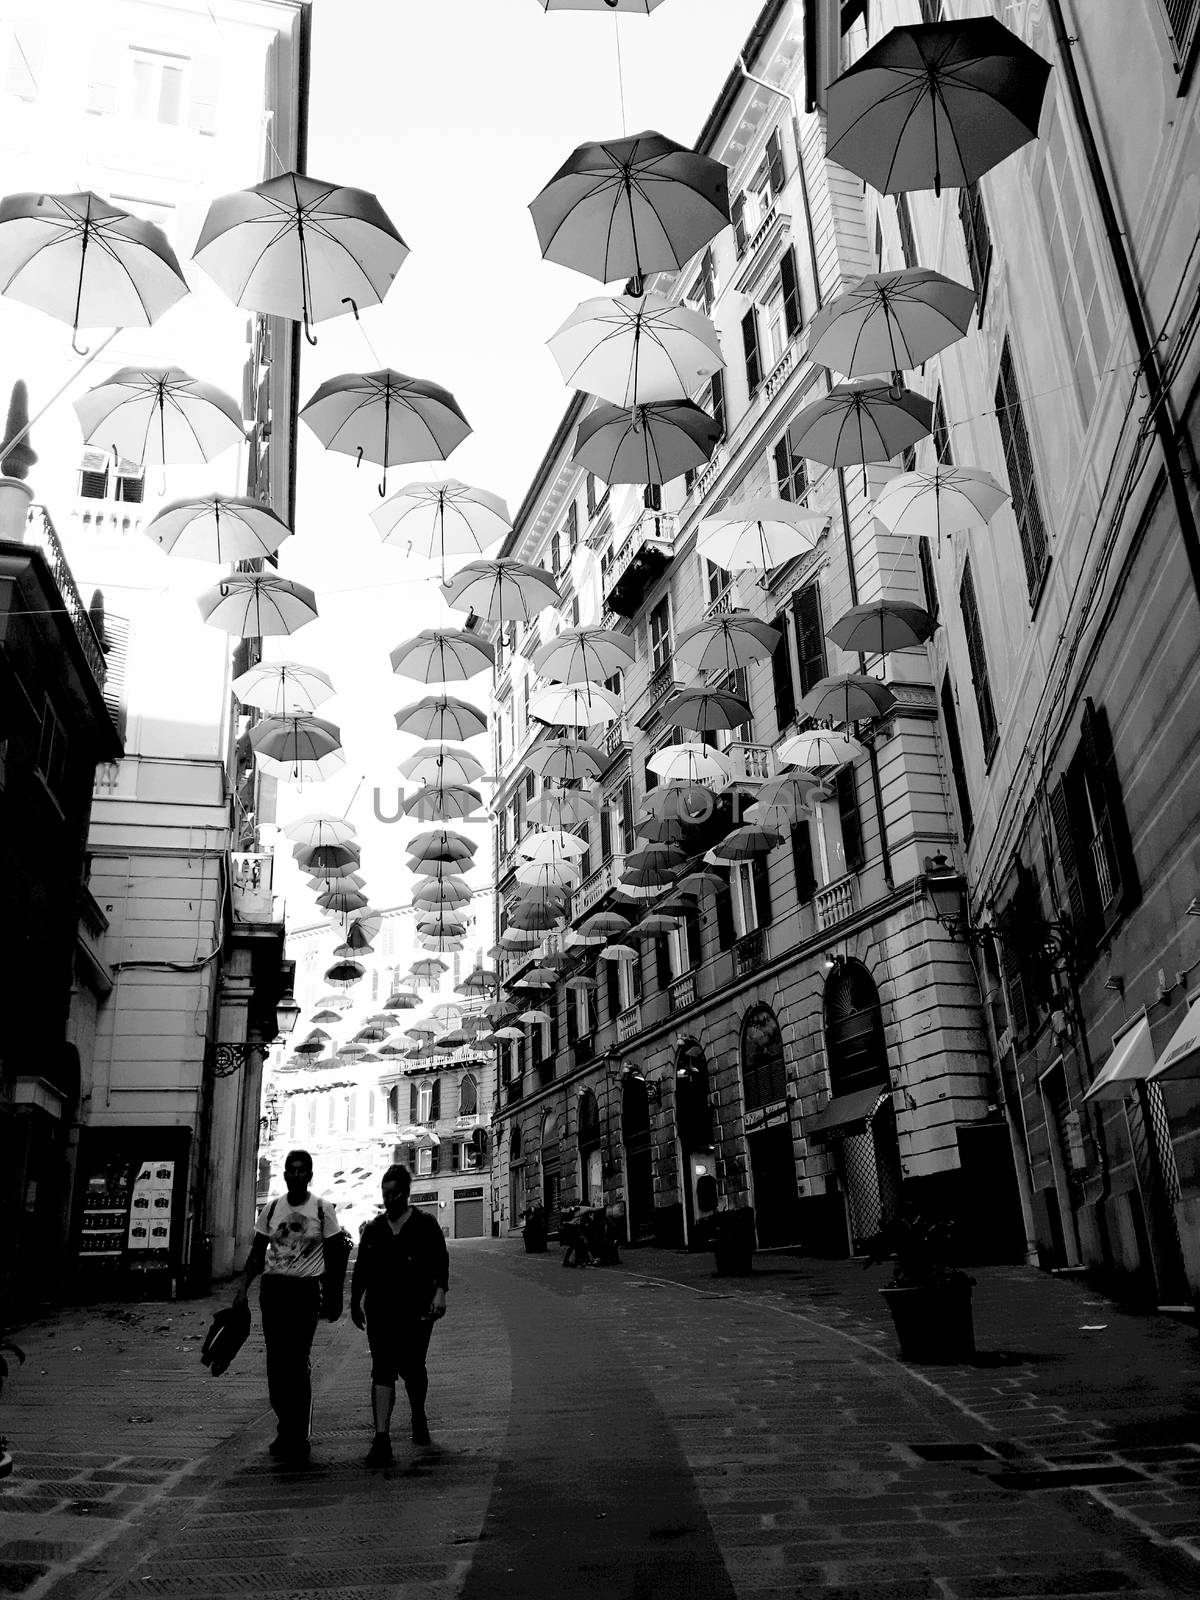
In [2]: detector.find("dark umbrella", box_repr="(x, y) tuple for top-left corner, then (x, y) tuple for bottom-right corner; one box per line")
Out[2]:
(826, 18), (1051, 197)
(661, 688), (751, 733)
(799, 673), (897, 724)
(530, 130), (729, 290)
(826, 600), (936, 657)
(787, 380), (932, 496)
(300, 371), (471, 497)
(573, 400), (719, 485)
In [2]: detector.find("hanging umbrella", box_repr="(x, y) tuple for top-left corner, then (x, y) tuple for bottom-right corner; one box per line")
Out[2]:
(538, 2), (669, 11)
(457, 967), (497, 994)
(494, 1026), (526, 1043)
(407, 829), (477, 863)
(675, 869), (726, 896)
(516, 860), (580, 892)
(533, 626), (636, 685)
(249, 715), (344, 781)
(565, 975), (599, 993)
(293, 1032), (328, 1056)
(194, 171), (409, 343)
(410, 958), (449, 979)
(807, 268), (976, 386)
(348, 911), (383, 944)
(0, 190), (188, 350)
(573, 399), (719, 486)
(309, 1009), (342, 1025)
(316, 992), (348, 1010)
(756, 774), (826, 821)
(294, 841), (359, 872)
(300, 371), (471, 497)
(416, 914), (469, 938)
(787, 380), (933, 494)
(871, 466), (1009, 545)
(626, 844), (685, 872)
(744, 800), (804, 834)
(777, 729), (865, 775)
(661, 688), (750, 733)
(696, 498), (827, 573)
(317, 888), (369, 914)
(827, 600), (935, 656)
(234, 661), (334, 716)
(372, 480), (511, 570)
(441, 558), (561, 622)
(675, 612), (780, 676)
(390, 627), (495, 683)
(799, 674), (896, 724)
(634, 813), (689, 845)
(143, 494), (291, 563)
(394, 695), (489, 742)
(826, 17), (1051, 197)
(314, 876), (366, 899)
(600, 943), (639, 962)
(530, 130), (729, 289)
(639, 783), (714, 820)
(520, 831), (588, 862)
(525, 741), (605, 783)
(403, 784), (483, 821)
(529, 682), (621, 727)
(517, 1010), (551, 1026)
(647, 744), (730, 785)
(400, 744), (486, 786)
(406, 855), (470, 881)
(283, 813), (357, 848)
(74, 366), (244, 465)
(411, 878), (472, 906)
(635, 914), (681, 938)
(324, 959), (366, 985)
(528, 790), (595, 828)
(710, 825), (784, 861)
(197, 574), (318, 638)
(549, 292), (724, 407)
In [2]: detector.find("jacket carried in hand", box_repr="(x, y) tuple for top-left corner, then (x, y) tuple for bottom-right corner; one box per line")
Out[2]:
(351, 1207), (449, 1319)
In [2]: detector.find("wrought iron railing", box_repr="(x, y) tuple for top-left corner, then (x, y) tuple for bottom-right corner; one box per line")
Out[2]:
(734, 929), (765, 978)
(26, 505), (107, 690)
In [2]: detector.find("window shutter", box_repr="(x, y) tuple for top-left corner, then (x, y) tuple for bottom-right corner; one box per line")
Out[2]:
(550, 531), (561, 575)
(620, 778), (634, 853)
(656, 938), (672, 990)
(567, 501), (579, 550)
(401, 1142), (416, 1170)
(770, 611), (796, 734)
(1080, 698), (1138, 919)
(710, 368), (727, 439)
(549, 997), (560, 1059)
(451, 1142), (461, 1172)
(685, 908), (702, 966)
(773, 436), (791, 498)
(409, 1082), (418, 1121)
(566, 991), (579, 1045)
(959, 558), (998, 759)
(586, 473), (597, 517)
(1049, 776), (1088, 936)
(996, 906), (1030, 1038)
(932, 388), (953, 466)
(917, 536), (940, 619)
(715, 879), (736, 948)
(732, 192), (748, 256)
(836, 766), (865, 873)
(939, 675), (973, 843)
(792, 583), (827, 695)
(995, 341), (1049, 601)
(895, 191), (918, 268)
(700, 246), (716, 314)
(742, 309), (761, 395)
(779, 246), (803, 341)
(430, 1080), (441, 1119)
(608, 963), (622, 1019)
(751, 853), (773, 925)
(766, 127), (787, 197)
(958, 182), (993, 314)
(792, 821), (816, 904)
(430, 1141), (440, 1174)
(100, 613), (131, 741)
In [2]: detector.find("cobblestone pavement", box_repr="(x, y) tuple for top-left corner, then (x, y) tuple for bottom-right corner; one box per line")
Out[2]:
(0, 1243), (1197, 1599)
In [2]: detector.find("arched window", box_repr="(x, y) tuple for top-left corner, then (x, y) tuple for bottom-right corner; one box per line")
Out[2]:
(578, 1089), (601, 1152)
(740, 1005), (787, 1112)
(459, 1072), (478, 1116)
(510, 1125), (523, 1162)
(824, 960), (889, 1098)
(675, 1041), (713, 1151)
(387, 1085), (399, 1124)
(540, 1111), (561, 1162)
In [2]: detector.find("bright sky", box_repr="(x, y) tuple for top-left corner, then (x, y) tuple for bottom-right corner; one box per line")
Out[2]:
(268, 0), (767, 917)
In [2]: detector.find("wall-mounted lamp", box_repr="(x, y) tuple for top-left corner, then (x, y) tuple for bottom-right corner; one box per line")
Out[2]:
(923, 851), (971, 940)
(822, 952), (844, 973)
(274, 992), (302, 1039)
(605, 1050), (662, 1106)
(1103, 975), (1125, 999)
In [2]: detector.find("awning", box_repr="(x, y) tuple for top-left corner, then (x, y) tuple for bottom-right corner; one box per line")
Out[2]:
(1150, 998), (1200, 1082)
(805, 1086), (890, 1139)
(1083, 1014), (1154, 1102)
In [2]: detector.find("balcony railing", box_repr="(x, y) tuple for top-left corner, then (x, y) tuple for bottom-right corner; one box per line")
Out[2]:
(692, 450), (723, 503)
(734, 929), (765, 979)
(815, 875), (857, 930)
(704, 580), (740, 619)
(572, 855), (624, 920)
(26, 505), (107, 691)
(719, 742), (773, 787)
(616, 1004), (642, 1043)
(732, 207), (792, 298)
(647, 658), (678, 708)
(232, 853), (277, 923)
(669, 971), (696, 1012)
(602, 510), (675, 613)
(604, 718), (632, 762)
(763, 344), (796, 403)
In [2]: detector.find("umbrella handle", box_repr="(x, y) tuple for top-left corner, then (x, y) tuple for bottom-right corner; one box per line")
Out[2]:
(71, 329), (90, 357)
(341, 297), (361, 320)
(355, 446), (364, 470)
(302, 311), (318, 347)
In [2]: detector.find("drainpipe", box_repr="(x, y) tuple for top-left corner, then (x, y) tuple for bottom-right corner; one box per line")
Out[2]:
(1047, 0), (1200, 610)
(737, 53), (825, 311)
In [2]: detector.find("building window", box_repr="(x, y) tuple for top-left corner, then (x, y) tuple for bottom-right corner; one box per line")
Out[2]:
(939, 674), (973, 843)
(1049, 699), (1137, 951)
(731, 855), (773, 932)
(773, 425), (809, 502)
(707, 368), (727, 439)
(792, 820), (817, 904)
(917, 536), (939, 620)
(779, 246), (804, 342)
(931, 387), (953, 466)
(824, 960), (889, 1098)
(1160, 0), (1200, 73)
(130, 46), (187, 125)
(770, 610), (796, 734)
(79, 465), (109, 500)
(895, 191), (918, 269)
(995, 339), (1050, 602)
(765, 126), (787, 197)
(586, 472), (598, 517)
(459, 1073), (478, 1116)
(566, 500), (579, 551)
(959, 556), (998, 762)
(742, 308), (762, 396)
(648, 595), (672, 671)
(958, 182), (993, 318)
(36, 699), (67, 797)
(417, 1147), (432, 1177)
(792, 581), (826, 696)
(550, 529), (561, 575)
(833, 766), (865, 873)
(741, 1004), (787, 1112)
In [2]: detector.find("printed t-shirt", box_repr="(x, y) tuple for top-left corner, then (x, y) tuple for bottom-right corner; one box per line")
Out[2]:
(255, 1192), (340, 1277)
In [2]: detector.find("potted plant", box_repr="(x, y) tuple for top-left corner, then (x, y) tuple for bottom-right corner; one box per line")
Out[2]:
(522, 1201), (549, 1254)
(864, 1211), (975, 1362)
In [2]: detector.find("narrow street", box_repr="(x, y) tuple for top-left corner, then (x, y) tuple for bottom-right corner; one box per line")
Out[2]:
(3, 1244), (1199, 1600)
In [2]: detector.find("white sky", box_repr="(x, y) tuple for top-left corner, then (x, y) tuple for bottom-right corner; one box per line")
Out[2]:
(267, 0), (767, 916)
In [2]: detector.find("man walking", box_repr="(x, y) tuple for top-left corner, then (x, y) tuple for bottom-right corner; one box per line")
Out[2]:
(351, 1164), (448, 1466)
(232, 1148), (342, 1462)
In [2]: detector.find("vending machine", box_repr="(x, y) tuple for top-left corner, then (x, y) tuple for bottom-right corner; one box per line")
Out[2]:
(73, 1128), (191, 1299)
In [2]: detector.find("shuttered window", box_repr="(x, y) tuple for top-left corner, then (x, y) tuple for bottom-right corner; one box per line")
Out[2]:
(732, 193), (749, 257)
(996, 339), (1050, 602)
(698, 245), (717, 314)
(766, 127), (787, 197)
(751, 852), (774, 925)
(959, 556), (998, 761)
(770, 610), (796, 734)
(550, 531), (561, 575)
(1049, 699), (1138, 955)
(566, 501), (579, 551)
(958, 182), (993, 317)
(586, 473), (597, 517)
(714, 873), (736, 948)
(834, 766), (864, 872)
(709, 368), (727, 439)
(932, 387), (953, 465)
(917, 537), (939, 621)
(792, 582), (826, 695)
(792, 820), (817, 904)
(939, 674), (973, 843)
(742, 309), (762, 396)
(773, 427), (808, 502)
(895, 191), (918, 269)
(101, 613), (131, 742)
(779, 246), (803, 341)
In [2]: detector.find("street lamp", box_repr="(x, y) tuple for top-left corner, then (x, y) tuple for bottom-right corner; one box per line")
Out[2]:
(922, 852), (973, 940)
(274, 991), (302, 1038)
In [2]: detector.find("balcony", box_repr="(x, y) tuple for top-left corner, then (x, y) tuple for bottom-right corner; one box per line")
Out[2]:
(669, 971), (696, 1012)
(732, 206), (793, 300)
(692, 449), (723, 504)
(573, 1036), (595, 1069)
(26, 505), (107, 693)
(603, 717), (632, 766)
(572, 855), (625, 921)
(505, 1078), (523, 1106)
(763, 343), (797, 403)
(232, 853), (278, 923)
(637, 658), (681, 728)
(718, 742), (773, 789)
(704, 580), (741, 619)
(734, 929), (766, 979)
(616, 1004), (642, 1044)
(602, 510), (675, 616)
(815, 875), (857, 930)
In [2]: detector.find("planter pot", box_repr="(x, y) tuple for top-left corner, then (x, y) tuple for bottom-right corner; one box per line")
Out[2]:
(881, 1279), (975, 1362)
(0, 477), (33, 541)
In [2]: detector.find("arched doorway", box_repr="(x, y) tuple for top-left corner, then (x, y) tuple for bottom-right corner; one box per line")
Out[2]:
(622, 1072), (655, 1242)
(822, 960), (902, 1249)
(740, 1005), (801, 1246)
(509, 1126), (525, 1233)
(675, 1042), (716, 1245)
(578, 1090), (602, 1207)
(540, 1111), (562, 1232)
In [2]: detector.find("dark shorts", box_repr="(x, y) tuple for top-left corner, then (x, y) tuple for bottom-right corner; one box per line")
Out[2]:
(367, 1314), (434, 1387)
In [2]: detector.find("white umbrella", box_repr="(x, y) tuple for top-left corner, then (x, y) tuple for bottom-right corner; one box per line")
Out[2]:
(390, 627), (495, 683)
(515, 860), (581, 891)
(143, 494), (291, 563)
(441, 558), (560, 622)
(399, 744), (486, 787)
(403, 784), (484, 821)
(871, 466), (1009, 544)
(696, 498), (827, 573)
(283, 813), (357, 848)
(197, 575), (319, 637)
(394, 695), (488, 741)
(372, 479), (511, 571)
(533, 626), (637, 685)
(528, 791), (596, 828)
(233, 661), (335, 715)
(647, 744), (731, 785)
(548, 292), (724, 407)
(777, 729), (864, 776)
(517, 1010), (551, 1025)
(529, 682), (621, 727)
(250, 715), (345, 782)
(520, 831), (588, 862)
(806, 268), (976, 384)
(74, 366), (245, 465)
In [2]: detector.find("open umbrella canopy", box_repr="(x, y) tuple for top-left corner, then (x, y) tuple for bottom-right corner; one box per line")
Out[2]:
(372, 479), (510, 565)
(675, 869), (726, 896)
(625, 843), (685, 871)
(400, 743), (486, 786)
(533, 626), (636, 685)
(787, 380), (932, 475)
(675, 612), (780, 675)
(639, 783), (714, 821)
(870, 466), (1009, 542)
(509, 895), (569, 932)
(520, 831), (588, 862)
(197, 574), (318, 638)
(0, 189), (188, 345)
(384, 990), (422, 1011)
(600, 942), (639, 962)
(528, 790), (595, 828)
(75, 366), (244, 465)
(647, 743), (730, 785)
(234, 661), (334, 716)
(406, 855), (470, 881)
(661, 687), (751, 733)
(634, 913), (681, 938)
(494, 1026), (526, 1042)
(517, 1009), (551, 1026)
(411, 874), (472, 905)
(194, 171), (408, 339)
(524, 740), (605, 783)
(696, 498), (826, 573)
(549, 292), (724, 407)
(538, 1), (670, 11)
(403, 783), (484, 821)
(294, 840), (359, 872)
(347, 912), (383, 944)
(316, 993), (348, 1010)
(710, 824), (784, 861)
(777, 729), (865, 774)
(250, 715), (344, 781)
(317, 875), (365, 899)
(798, 673), (897, 724)
(755, 774), (823, 821)
(807, 268), (976, 382)
(394, 695), (488, 742)
(827, 599), (936, 656)
(826, 17), (1051, 197)
(407, 829), (477, 862)
(145, 494), (291, 564)
(324, 959), (366, 985)
(309, 1009), (342, 1025)
(390, 627), (495, 683)
(634, 812), (689, 845)
(317, 888), (369, 914)
(300, 370), (471, 495)
(441, 557), (561, 622)
(565, 974), (599, 991)
(529, 681), (621, 727)
(283, 813), (357, 848)
(573, 399), (719, 486)
(530, 129), (729, 288)
(456, 967), (497, 993)
(515, 860), (580, 892)
(410, 958), (449, 979)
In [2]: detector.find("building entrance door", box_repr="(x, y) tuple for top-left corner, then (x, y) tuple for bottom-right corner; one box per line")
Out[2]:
(747, 1123), (801, 1246)
(622, 1074), (655, 1241)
